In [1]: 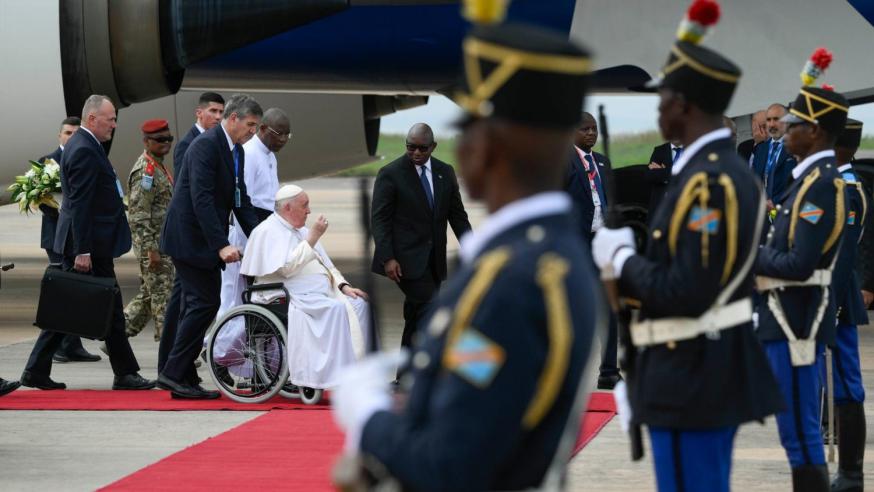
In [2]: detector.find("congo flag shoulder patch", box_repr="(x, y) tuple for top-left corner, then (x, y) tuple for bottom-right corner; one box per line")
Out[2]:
(799, 201), (824, 224)
(687, 206), (721, 234)
(444, 328), (505, 388)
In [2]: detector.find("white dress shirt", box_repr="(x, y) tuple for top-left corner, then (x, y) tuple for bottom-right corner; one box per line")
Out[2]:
(242, 134), (280, 211)
(671, 127), (732, 176)
(195, 122), (206, 134)
(575, 146), (604, 232)
(415, 158), (434, 196)
(791, 149), (835, 180)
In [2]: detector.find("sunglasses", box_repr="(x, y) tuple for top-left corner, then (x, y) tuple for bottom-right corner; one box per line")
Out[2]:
(147, 135), (174, 143)
(267, 126), (292, 139)
(406, 143), (432, 152)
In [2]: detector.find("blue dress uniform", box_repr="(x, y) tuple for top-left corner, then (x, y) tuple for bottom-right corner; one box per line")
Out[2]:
(829, 118), (868, 492)
(754, 84), (851, 489)
(592, 7), (784, 491)
(339, 22), (600, 491)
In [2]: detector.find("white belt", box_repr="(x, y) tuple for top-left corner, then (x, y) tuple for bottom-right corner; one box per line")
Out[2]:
(630, 298), (753, 347)
(755, 269), (832, 291)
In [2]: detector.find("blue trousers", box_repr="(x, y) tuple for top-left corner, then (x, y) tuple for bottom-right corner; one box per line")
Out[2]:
(649, 426), (737, 492)
(832, 323), (865, 405)
(764, 340), (826, 467)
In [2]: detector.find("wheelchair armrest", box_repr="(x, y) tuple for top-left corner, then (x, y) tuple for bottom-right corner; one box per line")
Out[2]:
(242, 283), (290, 305)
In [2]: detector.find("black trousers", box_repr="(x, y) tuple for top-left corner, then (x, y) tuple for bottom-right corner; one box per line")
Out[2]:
(24, 256), (140, 378)
(397, 266), (441, 350)
(158, 272), (183, 376)
(45, 250), (87, 355)
(599, 312), (619, 376)
(161, 259), (220, 383)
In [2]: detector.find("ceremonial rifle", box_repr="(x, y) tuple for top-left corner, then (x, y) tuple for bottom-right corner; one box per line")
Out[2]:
(597, 105), (644, 461)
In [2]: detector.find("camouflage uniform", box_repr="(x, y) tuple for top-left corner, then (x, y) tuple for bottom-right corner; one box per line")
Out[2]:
(123, 152), (174, 341)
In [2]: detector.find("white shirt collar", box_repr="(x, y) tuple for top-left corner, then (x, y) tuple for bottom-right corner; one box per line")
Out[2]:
(80, 126), (101, 145)
(254, 134), (271, 155)
(219, 122), (235, 151)
(59, 144), (64, 151)
(792, 149), (835, 179)
(671, 127), (731, 176)
(195, 122), (206, 134)
(416, 158), (432, 172)
(575, 146), (594, 158)
(459, 192), (571, 264)
(838, 163), (853, 172)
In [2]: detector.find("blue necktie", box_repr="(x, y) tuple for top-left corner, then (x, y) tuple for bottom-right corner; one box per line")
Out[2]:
(673, 146), (683, 162)
(420, 166), (434, 209)
(765, 140), (779, 196)
(584, 154), (607, 206)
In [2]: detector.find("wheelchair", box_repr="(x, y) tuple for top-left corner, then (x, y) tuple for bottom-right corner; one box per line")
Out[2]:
(205, 282), (324, 405)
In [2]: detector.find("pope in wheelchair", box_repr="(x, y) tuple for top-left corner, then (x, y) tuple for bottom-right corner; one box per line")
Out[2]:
(207, 184), (371, 403)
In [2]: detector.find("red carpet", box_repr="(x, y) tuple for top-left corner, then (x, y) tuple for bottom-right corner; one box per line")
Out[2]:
(0, 390), (330, 411)
(99, 392), (614, 491)
(100, 411), (343, 491)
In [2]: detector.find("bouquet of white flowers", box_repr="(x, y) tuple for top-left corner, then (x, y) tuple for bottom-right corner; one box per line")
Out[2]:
(6, 159), (62, 214)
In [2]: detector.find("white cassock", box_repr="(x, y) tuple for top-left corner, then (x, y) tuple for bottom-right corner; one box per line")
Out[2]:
(238, 213), (370, 389)
(218, 135), (280, 319)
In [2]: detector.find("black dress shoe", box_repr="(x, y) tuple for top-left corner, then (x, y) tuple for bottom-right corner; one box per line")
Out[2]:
(190, 383), (221, 400)
(113, 373), (157, 390)
(20, 371), (66, 390)
(0, 378), (21, 397)
(52, 353), (71, 363)
(158, 374), (215, 400)
(64, 348), (101, 362)
(597, 373), (623, 390)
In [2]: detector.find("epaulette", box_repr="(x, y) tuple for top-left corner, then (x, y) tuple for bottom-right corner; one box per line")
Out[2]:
(841, 171), (857, 184)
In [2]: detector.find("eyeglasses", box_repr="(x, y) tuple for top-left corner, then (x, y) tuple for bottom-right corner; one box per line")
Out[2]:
(147, 135), (174, 143)
(267, 126), (292, 139)
(406, 143), (432, 152)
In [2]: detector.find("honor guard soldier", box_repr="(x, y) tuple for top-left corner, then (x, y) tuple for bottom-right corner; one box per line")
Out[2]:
(123, 119), (176, 342)
(754, 48), (848, 491)
(593, 2), (784, 491)
(332, 21), (601, 491)
(828, 118), (868, 492)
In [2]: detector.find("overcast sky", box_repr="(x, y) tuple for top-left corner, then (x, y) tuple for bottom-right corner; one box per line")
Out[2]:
(382, 95), (874, 138)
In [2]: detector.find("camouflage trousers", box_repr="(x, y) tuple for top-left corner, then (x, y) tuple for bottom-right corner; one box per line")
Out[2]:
(123, 249), (175, 341)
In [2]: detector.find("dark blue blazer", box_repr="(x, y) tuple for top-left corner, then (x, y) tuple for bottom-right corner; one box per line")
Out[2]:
(752, 139), (795, 200)
(756, 155), (844, 345)
(53, 129), (132, 258)
(38, 146), (63, 250)
(160, 125), (259, 269)
(564, 148), (611, 242)
(173, 124), (201, 179)
(361, 212), (598, 490)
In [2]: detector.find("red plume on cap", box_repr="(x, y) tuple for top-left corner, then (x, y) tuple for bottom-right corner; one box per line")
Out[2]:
(677, 0), (721, 44)
(801, 47), (833, 86)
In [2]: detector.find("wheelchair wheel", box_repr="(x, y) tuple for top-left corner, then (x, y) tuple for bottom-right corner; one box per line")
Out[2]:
(300, 386), (323, 405)
(206, 304), (288, 403)
(279, 381), (300, 400)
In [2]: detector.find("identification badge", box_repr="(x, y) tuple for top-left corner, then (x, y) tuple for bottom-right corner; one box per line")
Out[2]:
(141, 174), (153, 191)
(115, 178), (125, 198)
(235, 187), (241, 208)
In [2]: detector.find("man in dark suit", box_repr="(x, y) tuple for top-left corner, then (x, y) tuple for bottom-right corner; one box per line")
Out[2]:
(737, 109), (766, 162)
(173, 92), (225, 178)
(751, 103), (796, 210)
(21, 95), (155, 391)
(563, 112), (619, 389)
(161, 91), (225, 377)
(644, 139), (683, 219)
(371, 123), (471, 353)
(38, 116), (101, 363)
(158, 94), (262, 399)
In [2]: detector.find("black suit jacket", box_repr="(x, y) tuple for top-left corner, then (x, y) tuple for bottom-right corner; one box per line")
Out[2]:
(38, 147), (63, 250)
(53, 129), (132, 258)
(564, 148), (611, 243)
(160, 125), (259, 269)
(371, 156), (471, 280)
(751, 139), (795, 200)
(173, 124), (201, 179)
(645, 143), (675, 217)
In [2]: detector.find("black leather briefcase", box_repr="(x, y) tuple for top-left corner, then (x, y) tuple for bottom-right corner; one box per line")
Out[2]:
(34, 268), (117, 340)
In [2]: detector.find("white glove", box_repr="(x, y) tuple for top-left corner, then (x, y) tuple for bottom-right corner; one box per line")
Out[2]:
(592, 227), (635, 275)
(613, 380), (632, 433)
(331, 349), (408, 452)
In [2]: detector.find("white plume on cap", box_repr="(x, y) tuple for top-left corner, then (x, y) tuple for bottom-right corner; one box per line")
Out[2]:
(275, 184), (303, 201)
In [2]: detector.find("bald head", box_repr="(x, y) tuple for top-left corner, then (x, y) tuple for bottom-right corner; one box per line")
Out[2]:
(258, 107), (291, 153)
(751, 109), (767, 143)
(263, 108), (289, 128)
(406, 123), (436, 166)
(407, 123), (434, 144)
(766, 104), (788, 140)
(575, 112), (598, 150)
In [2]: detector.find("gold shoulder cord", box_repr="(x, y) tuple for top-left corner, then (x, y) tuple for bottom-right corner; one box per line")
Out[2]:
(441, 248), (512, 368)
(523, 253), (573, 429)
(855, 182), (868, 227)
(717, 174), (738, 285)
(789, 168), (821, 248)
(822, 179), (846, 253)
(668, 172), (710, 265)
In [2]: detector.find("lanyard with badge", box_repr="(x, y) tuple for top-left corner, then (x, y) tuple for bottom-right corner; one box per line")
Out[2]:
(765, 140), (782, 186)
(575, 147), (602, 207)
(233, 146), (241, 208)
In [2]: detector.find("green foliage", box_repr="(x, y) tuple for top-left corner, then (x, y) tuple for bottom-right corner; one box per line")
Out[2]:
(335, 131), (666, 176)
(859, 136), (874, 151)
